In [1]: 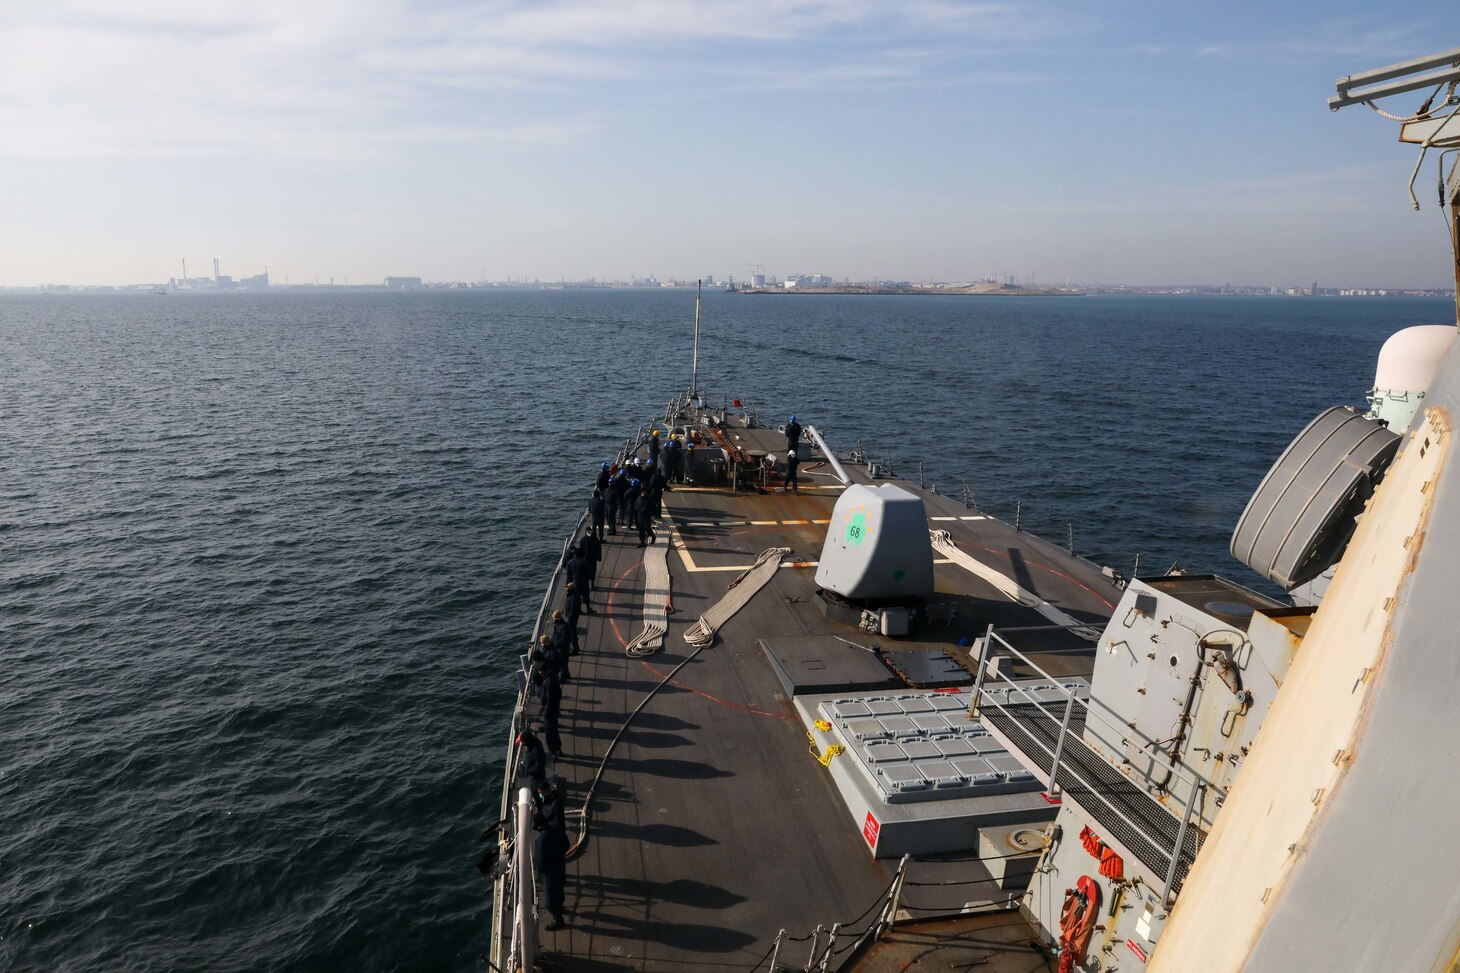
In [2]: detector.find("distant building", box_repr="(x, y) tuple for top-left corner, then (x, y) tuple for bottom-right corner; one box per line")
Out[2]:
(750, 274), (766, 288)
(385, 276), (423, 289)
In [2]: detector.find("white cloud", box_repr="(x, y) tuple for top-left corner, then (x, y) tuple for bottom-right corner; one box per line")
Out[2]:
(0, 0), (1082, 158)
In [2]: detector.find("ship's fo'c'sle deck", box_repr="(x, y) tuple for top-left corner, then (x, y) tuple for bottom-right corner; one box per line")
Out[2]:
(528, 456), (1120, 972)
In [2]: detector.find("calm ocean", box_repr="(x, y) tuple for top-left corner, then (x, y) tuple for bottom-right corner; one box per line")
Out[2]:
(1, 289), (1450, 971)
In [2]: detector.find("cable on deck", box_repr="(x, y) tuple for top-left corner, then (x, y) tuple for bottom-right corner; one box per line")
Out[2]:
(567, 547), (792, 861)
(684, 546), (792, 648)
(624, 520), (672, 657)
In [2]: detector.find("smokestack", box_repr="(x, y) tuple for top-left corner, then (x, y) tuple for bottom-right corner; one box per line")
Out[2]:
(213, 258), (220, 285)
(182, 258), (187, 284)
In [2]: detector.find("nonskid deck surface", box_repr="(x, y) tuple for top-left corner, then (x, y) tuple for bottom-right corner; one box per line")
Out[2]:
(528, 468), (1120, 970)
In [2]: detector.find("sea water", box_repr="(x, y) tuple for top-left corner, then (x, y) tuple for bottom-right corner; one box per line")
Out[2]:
(0, 289), (1449, 970)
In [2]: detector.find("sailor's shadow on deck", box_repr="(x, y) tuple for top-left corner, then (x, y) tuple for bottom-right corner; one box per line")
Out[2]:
(570, 913), (758, 954)
(535, 954), (634, 973)
(577, 875), (746, 909)
(562, 710), (701, 733)
(576, 677), (688, 695)
(613, 756), (734, 779)
(568, 725), (694, 749)
(589, 819), (718, 847)
(572, 880), (756, 951)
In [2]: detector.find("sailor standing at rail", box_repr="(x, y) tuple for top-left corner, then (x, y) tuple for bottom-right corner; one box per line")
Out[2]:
(648, 428), (662, 465)
(579, 530), (601, 583)
(565, 547), (593, 614)
(538, 667), (563, 759)
(606, 472), (625, 534)
(588, 489), (606, 541)
(635, 487), (657, 548)
(533, 806), (569, 931)
(552, 603), (579, 665)
(783, 447), (800, 494)
(624, 478), (642, 530)
(517, 728), (547, 792)
(595, 461), (612, 493)
(785, 415), (802, 453)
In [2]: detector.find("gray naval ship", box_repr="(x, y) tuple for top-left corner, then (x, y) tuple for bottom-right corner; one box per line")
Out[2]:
(488, 47), (1460, 972)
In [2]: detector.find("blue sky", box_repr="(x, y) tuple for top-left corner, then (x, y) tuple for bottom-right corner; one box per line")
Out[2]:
(1, 1), (1455, 287)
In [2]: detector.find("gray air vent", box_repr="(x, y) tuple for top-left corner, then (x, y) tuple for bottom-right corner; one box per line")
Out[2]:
(1232, 406), (1400, 590)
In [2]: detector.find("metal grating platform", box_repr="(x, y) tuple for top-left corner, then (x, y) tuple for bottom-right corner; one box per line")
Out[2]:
(980, 701), (1206, 891)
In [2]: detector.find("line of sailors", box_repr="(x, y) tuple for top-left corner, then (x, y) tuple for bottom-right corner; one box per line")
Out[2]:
(512, 428), (695, 933)
(519, 427), (686, 784)
(507, 418), (804, 933)
(518, 419), (803, 786)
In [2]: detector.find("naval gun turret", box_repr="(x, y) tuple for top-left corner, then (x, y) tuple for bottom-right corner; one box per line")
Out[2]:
(814, 483), (934, 635)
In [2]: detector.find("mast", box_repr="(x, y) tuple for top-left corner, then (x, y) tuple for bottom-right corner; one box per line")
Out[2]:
(691, 278), (702, 398)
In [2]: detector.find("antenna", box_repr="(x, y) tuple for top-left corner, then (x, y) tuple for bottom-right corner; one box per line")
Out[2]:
(691, 278), (702, 397)
(1329, 47), (1460, 111)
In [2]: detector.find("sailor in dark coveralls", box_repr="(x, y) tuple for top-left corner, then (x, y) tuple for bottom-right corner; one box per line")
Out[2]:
(785, 415), (802, 453)
(551, 606), (578, 666)
(649, 464), (667, 517)
(624, 478), (642, 529)
(784, 448), (800, 494)
(648, 428), (662, 465)
(595, 461), (612, 493)
(534, 806), (569, 930)
(606, 472), (625, 534)
(662, 435), (680, 488)
(636, 489), (656, 548)
(538, 668), (563, 759)
(588, 490), (606, 541)
(517, 729), (547, 791)
(565, 548), (593, 613)
(579, 530), (601, 583)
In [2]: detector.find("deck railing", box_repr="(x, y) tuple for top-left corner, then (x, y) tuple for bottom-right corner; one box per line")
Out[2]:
(489, 511), (586, 972)
(969, 624), (1216, 905)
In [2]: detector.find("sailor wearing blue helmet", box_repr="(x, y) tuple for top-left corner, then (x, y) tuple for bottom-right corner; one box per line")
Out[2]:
(624, 476), (643, 531)
(785, 415), (802, 454)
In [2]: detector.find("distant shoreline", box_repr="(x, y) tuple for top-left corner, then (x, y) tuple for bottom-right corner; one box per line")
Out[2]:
(737, 285), (1084, 297)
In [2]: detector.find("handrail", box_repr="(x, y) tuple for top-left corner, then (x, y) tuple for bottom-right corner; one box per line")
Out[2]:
(970, 625), (1216, 905)
(513, 787), (537, 970)
(490, 509), (587, 972)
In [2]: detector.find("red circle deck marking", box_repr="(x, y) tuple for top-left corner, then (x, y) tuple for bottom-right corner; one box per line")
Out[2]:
(606, 552), (792, 720)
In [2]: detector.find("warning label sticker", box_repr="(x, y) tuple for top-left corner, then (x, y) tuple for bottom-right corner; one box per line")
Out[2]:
(862, 812), (880, 848)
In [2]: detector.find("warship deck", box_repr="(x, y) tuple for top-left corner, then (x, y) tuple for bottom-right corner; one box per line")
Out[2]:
(518, 451), (1121, 972)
